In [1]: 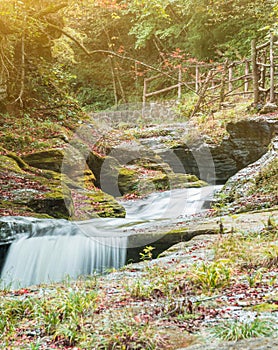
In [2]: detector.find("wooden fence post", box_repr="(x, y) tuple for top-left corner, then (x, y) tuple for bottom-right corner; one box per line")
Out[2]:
(228, 66), (233, 92)
(244, 60), (249, 95)
(143, 78), (147, 106)
(195, 66), (199, 92)
(178, 67), (182, 100)
(251, 39), (260, 104)
(219, 60), (228, 104)
(270, 33), (275, 103)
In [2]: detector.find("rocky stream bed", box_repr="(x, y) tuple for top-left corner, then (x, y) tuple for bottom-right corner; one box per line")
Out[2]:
(0, 112), (278, 349)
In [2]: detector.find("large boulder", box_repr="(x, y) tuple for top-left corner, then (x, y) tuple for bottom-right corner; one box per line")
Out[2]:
(214, 136), (278, 213)
(0, 155), (74, 218)
(161, 116), (278, 183)
(118, 164), (206, 196)
(22, 147), (96, 188)
(0, 153), (125, 219)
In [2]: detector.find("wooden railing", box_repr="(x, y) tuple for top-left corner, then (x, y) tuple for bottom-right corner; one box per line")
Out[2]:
(252, 34), (278, 104)
(143, 36), (278, 114)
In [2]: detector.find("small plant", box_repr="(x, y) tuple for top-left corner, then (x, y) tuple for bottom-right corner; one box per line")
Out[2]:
(127, 279), (154, 299)
(191, 260), (231, 293)
(211, 318), (277, 341)
(53, 321), (81, 346)
(246, 269), (263, 288)
(140, 245), (155, 261)
(161, 297), (193, 318)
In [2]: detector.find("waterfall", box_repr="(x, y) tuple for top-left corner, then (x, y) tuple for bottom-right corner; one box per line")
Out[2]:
(0, 186), (220, 289)
(0, 218), (127, 289)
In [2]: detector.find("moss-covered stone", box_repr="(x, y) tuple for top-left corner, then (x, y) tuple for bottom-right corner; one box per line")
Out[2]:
(70, 188), (126, 220)
(168, 173), (207, 189)
(22, 147), (96, 188)
(28, 183), (74, 219)
(0, 147), (127, 220)
(118, 167), (139, 194)
(118, 162), (207, 196)
(0, 155), (23, 173)
(215, 137), (278, 214)
(22, 149), (64, 172)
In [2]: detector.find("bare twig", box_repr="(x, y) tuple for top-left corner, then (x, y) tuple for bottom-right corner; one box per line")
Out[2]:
(45, 22), (197, 94)
(14, 33), (25, 108)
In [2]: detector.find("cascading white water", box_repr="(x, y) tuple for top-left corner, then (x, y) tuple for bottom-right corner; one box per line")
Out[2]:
(1, 235), (127, 289)
(0, 219), (127, 289)
(0, 186), (220, 289)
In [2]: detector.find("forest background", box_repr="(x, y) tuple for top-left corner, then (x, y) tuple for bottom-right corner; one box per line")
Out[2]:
(0, 0), (277, 115)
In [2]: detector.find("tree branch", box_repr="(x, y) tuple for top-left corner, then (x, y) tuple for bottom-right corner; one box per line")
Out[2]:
(35, 3), (68, 18)
(46, 22), (197, 95)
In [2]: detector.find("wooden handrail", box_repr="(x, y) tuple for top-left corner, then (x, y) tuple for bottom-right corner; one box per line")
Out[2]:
(142, 37), (278, 112)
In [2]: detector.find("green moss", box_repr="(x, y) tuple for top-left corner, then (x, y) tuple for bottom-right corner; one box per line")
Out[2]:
(6, 153), (29, 170)
(119, 167), (137, 177)
(23, 149), (65, 172)
(71, 189), (126, 219)
(0, 155), (23, 174)
(168, 173), (206, 189)
(166, 227), (189, 235)
(139, 174), (169, 193)
(118, 167), (139, 194)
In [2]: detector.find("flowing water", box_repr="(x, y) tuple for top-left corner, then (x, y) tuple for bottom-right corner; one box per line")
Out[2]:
(0, 186), (220, 289)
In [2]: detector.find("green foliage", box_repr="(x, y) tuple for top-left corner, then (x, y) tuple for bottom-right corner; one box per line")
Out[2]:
(211, 318), (277, 341)
(175, 93), (199, 119)
(140, 245), (156, 261)
(191, 260), (231, 292)
(0, 284), (98, 346)
(0, 0), (74, 109)
(123, 0), (275, 59)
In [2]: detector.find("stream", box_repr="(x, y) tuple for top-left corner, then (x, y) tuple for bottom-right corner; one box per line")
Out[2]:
(0, 185), (220, 289)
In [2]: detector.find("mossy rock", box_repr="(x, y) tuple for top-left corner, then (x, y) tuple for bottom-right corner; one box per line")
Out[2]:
(168, 173), (207, 189)
(22, 148), (66, 172)
(87, 153), (119, 188)
(118, 163), (207, 196)
(70, 188), (126, 220)
(0, 155), (24, 173)
(28, 183), (74, 219)
(118, 167), (139, 194)
(0, 151), (125, 219)
(0, 154), (74, 219)
(0, 200), (53, 219)
(138, 173), (169, 194)
(22, 147), (96, 188)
